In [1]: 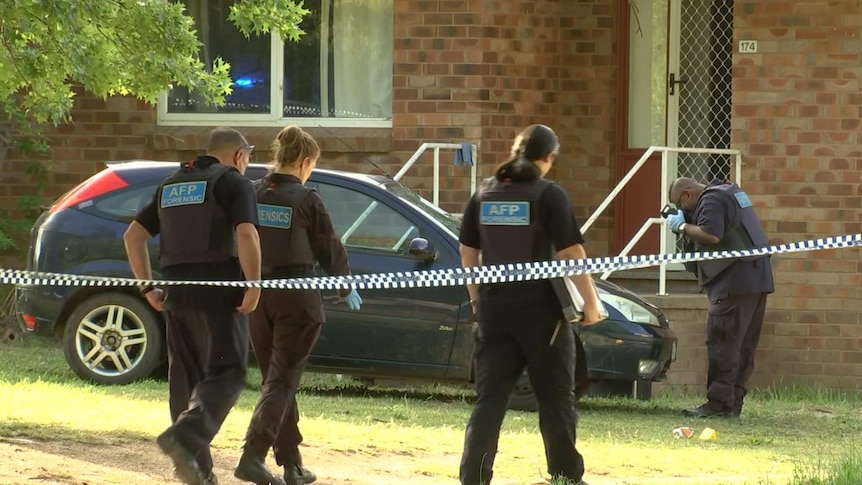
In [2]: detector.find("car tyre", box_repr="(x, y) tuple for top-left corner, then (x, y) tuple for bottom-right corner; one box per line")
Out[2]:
(62, 293), (163, 385)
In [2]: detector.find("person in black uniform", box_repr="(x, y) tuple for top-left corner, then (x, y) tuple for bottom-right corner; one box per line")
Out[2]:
(233, 125), (362, 485)
(124, 127), (261, 485)
(458, 124), (603, 485)
(668, 176), (774, 418)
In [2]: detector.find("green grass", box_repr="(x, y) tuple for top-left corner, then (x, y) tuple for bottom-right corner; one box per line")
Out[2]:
(2, 334), (861, 484)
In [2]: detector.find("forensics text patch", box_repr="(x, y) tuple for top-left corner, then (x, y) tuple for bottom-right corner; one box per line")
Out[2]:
(258, 204), (293, 229)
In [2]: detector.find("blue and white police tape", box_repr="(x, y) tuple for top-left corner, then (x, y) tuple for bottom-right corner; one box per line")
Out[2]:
(2, 233), (860, 290)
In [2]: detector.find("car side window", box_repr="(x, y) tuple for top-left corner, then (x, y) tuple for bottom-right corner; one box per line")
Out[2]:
(87, 183), (160, 222)
(308, 182), (418, 252)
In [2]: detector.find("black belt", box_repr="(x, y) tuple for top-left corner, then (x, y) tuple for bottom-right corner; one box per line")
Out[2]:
(262, 265), (314, 278)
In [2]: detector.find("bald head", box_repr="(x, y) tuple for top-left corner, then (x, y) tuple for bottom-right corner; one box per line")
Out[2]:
(669, 177), (705, 212)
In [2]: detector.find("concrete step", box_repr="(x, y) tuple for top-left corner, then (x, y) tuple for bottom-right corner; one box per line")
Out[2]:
(605, 267), (702, 296)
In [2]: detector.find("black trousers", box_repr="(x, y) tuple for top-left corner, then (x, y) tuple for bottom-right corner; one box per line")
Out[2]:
(705, 292), (768, 413)
(244, 289), (323, 466)
(165, 308), (249, 475)
(460, 309), (584, 485)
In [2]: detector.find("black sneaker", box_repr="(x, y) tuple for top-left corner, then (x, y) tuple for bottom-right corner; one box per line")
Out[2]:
(156, 429), (206, 485)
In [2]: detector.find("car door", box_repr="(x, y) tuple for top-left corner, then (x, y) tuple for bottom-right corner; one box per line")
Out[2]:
(306, 178), (462, 378)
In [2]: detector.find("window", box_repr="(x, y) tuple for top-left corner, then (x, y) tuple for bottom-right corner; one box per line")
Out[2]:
(85, 183), (160, 223)
(159, 0), (393, 127)
(309, 182), (418, 252)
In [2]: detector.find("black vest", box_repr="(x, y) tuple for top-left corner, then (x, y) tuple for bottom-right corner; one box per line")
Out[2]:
(695, 183), (770, 286)
(157, 161), (237, 268)
(477, 177), (554, 265)
(254, 174), (316, 272)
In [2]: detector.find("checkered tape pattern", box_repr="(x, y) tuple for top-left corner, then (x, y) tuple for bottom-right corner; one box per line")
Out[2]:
(3, 234), (860, 290)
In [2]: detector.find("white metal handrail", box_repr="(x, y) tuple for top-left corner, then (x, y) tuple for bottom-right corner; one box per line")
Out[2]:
(341, 142), (477, 243)
(394, 142), (478, 206)
(582, 146), (743, 295)
(599, 217), (667, 291)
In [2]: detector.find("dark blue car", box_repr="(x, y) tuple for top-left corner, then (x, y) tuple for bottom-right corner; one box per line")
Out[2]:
(16, 161), (677, 410)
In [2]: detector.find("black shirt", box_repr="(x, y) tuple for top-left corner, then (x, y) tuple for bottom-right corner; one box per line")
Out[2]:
(459, 182), (585, 250)
(459, 181), (586, 319)
(135, 156), (259, 310)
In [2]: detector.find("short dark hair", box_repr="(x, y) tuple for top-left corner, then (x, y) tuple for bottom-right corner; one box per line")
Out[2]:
(207, 127), (247, 153)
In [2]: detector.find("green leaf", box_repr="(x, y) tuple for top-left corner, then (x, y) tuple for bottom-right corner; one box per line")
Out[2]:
(0, 0), (310, 122)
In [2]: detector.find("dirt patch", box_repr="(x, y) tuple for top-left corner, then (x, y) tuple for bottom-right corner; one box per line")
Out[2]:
(0, 435), (468, 485)
(0, 434), (773, 485)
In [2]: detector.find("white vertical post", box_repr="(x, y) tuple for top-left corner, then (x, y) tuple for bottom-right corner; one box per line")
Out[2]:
(433, 147), (440, 206)
(659, 150), (669, 296)
(470, 144), (478, 196)
(735, 152), (743, 187)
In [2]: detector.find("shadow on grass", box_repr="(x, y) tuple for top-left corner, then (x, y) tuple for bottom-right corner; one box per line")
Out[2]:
(288, 375), (687, 416)
(297, 380), (477, 406)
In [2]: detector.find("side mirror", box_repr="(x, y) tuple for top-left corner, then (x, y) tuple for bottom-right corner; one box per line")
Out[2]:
(407, 237), (437, 262)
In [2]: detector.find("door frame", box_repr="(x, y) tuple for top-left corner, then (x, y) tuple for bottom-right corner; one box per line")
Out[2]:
(612, 0), (678, 255)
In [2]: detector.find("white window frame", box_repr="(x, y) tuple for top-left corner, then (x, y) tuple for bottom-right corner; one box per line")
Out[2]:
(158, 4), (392, 128)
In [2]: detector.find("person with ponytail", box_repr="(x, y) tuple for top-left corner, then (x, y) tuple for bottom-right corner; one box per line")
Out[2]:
(457, 124), (602, 485)
(234, 125), (361, 485)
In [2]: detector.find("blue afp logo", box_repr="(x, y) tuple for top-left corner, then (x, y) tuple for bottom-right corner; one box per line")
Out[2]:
(480, 201), (530, 226)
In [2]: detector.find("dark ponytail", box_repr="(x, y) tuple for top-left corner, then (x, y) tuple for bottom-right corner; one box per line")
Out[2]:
(494, 124), (559, 182)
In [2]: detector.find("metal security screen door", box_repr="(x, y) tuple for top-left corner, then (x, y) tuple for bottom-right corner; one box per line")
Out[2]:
(668, 0), (734, 182)
(617, 0), (733, 257)
(667, 0), (733, 253)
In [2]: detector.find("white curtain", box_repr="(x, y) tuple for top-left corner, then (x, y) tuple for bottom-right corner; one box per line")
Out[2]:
(332, 0), (393, 119)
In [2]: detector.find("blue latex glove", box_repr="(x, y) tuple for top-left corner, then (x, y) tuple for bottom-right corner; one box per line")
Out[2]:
(344, 288), (363, 311)
(667, 210), (687, 233)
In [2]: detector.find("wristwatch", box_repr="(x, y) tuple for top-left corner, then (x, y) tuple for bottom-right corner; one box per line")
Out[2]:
(678, 222), (687, 234)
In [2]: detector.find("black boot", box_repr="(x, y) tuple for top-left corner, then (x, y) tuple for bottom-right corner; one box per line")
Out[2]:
(202, 471), (218, 485)
(284, 463), (317, 485)
(156, 429), (205, 485)
(682, 401), (731, 418)
(234, 446), (286, 485)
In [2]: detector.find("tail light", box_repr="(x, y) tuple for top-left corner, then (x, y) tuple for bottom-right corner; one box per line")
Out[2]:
(49, 169), (129, 213)
(21, 314), (37, 330)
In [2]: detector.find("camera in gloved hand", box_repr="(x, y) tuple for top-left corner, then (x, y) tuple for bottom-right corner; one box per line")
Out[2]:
(660, 204), (688, 234)
(660, 204), (698, 274)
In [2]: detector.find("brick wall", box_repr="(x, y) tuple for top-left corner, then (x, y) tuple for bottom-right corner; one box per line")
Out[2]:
(0, 90), (158, 268)
(733, 0), (862, 390)
(392, 0), (617, 256)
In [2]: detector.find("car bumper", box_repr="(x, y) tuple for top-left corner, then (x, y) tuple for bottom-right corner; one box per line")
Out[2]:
(16, 284), (68, 335)
(580, 322), (677, 382)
